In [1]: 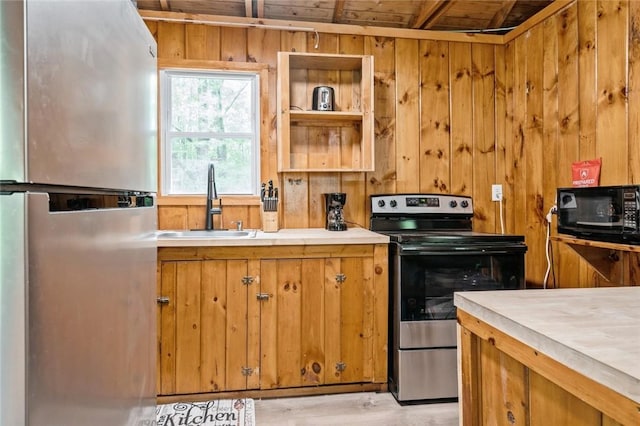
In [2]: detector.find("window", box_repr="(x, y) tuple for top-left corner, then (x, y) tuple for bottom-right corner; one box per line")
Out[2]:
(160, 69), (260, 195)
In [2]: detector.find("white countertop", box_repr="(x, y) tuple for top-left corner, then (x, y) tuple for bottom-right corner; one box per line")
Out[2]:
(454, 287), (640, 403)
(157, 227), (390, 247)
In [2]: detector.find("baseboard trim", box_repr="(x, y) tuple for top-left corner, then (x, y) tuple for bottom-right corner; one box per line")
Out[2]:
(158, 383), (388, 404)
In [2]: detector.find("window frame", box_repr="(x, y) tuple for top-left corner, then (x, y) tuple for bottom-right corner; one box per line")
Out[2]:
(157, 59), (269, 203)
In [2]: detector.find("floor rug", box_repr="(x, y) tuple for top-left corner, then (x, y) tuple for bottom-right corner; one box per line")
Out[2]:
(156, 399), (255, 426)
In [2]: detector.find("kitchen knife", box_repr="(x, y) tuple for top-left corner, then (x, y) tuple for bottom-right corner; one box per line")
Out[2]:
(268, 180), (274, 197)
(260, 182), (266, 202)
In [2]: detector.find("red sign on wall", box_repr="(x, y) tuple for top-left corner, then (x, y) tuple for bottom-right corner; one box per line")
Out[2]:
(572, 158), (601, 187)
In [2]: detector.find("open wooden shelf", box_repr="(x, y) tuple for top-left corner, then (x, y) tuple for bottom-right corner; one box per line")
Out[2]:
(277, 51), (374, 172)
(551, 235), (640, 253)
(289, 110), (364, 122)
(551, 234), (640, 282)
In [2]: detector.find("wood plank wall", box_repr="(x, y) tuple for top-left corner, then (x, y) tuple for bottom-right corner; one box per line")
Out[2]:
(146, 0), (640, 287)
(504, 0), (640, 287)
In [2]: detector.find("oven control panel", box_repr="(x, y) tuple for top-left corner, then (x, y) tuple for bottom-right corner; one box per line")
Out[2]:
(371, 194), (473, 215)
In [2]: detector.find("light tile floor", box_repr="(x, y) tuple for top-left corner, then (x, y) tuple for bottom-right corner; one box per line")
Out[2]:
(254, 392), (459, 426)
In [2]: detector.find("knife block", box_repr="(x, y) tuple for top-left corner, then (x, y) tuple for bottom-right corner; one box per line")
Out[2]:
(261, 209), (279, 233)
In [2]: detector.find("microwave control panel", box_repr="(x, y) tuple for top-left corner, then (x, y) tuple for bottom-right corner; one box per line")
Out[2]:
(623, 189), (639, 229)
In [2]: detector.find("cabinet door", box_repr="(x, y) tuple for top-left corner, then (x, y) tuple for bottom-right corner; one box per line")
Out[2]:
(324, 256), (374, 384)
(157, 259), (255, 395)
(259, 257), (374, 389)
(260, 258), (317, 388)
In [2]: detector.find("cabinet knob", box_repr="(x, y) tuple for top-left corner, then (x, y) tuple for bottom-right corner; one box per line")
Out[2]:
(157, 296), (170, 304)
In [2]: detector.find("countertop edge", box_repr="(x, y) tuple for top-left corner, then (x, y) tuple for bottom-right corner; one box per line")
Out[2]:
(454, 290), (640, 404)
(156, 227), (390, 247)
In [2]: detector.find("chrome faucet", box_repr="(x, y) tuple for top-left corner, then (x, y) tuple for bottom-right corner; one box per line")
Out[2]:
(205, 163), (222, 230)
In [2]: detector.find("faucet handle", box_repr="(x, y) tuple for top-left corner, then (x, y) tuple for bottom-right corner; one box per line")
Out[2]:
(232, 220), (243, 231)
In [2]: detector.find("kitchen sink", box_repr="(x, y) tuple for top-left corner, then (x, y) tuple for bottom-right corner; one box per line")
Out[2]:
(157, 229), (257, 238)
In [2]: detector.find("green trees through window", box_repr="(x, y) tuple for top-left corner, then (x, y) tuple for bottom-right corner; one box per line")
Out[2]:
(161, 70), (260, 195)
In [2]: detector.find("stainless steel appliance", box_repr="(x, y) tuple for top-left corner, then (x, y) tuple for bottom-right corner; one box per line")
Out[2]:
(370, 194), (527, 403)
(312, 86), (335, 111)
(0, 1), (157, 425)
(324, 192), (347, 231)
(557, 185), (640, 244)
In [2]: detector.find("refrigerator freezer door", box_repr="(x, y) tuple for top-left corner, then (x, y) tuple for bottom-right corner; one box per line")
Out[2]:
(0, 193), (27, 426)
(22, 0), (157, 191)
(25, 0), (157, 191)
(26, 193), (156, 426)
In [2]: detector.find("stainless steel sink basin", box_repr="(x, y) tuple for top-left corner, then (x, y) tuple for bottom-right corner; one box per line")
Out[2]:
(157, 229), (257, 238)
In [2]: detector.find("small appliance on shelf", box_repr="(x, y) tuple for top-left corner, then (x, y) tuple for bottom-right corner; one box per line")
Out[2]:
(312, 86), (334, 111)
(556, 184), (640, 244)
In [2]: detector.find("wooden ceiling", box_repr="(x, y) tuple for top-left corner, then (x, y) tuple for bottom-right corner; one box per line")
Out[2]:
(136, 0), (555, 34)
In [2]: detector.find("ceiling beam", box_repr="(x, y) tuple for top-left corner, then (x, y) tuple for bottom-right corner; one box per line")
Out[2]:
(413, 0), (455, 30)
(488, 0), (517, 29)
(139, 10), (505, 44)
(159, 0), (170, 11)
(503, 0), (572, 42)
(244, 0), (253, 18)
(410, 0), (445, 29)
(256, 0), (264, 18)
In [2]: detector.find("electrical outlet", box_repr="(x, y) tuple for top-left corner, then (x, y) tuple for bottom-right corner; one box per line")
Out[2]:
(492, 184), (503, 201)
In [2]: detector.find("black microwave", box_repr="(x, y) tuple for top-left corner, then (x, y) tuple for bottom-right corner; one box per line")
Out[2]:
(557, 185), (640, 244)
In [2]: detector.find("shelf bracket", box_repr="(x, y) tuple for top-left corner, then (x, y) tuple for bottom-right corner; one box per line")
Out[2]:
(565, 243), (619, 282)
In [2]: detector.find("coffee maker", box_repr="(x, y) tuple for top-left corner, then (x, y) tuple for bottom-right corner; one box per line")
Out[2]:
(324, 193), (347, 231)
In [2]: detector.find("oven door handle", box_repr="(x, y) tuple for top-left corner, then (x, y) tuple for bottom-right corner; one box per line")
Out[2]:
(399, 247), (527, 256)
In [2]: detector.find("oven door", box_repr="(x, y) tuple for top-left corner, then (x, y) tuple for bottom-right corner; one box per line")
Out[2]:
(392, 243), (526, 349)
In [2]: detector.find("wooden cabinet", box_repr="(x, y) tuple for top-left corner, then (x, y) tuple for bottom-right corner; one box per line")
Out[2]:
(157, 258), (260, 395)
(260, 256), (373, 388)
(157, 244), (388, 398)
(277, 52), (374, 172)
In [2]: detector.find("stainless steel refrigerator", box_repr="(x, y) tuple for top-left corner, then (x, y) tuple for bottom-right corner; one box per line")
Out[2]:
(0, 1), (157, 425)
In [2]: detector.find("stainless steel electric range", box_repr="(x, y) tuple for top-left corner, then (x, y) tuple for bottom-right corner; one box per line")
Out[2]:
(370, 194), (527, 403)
